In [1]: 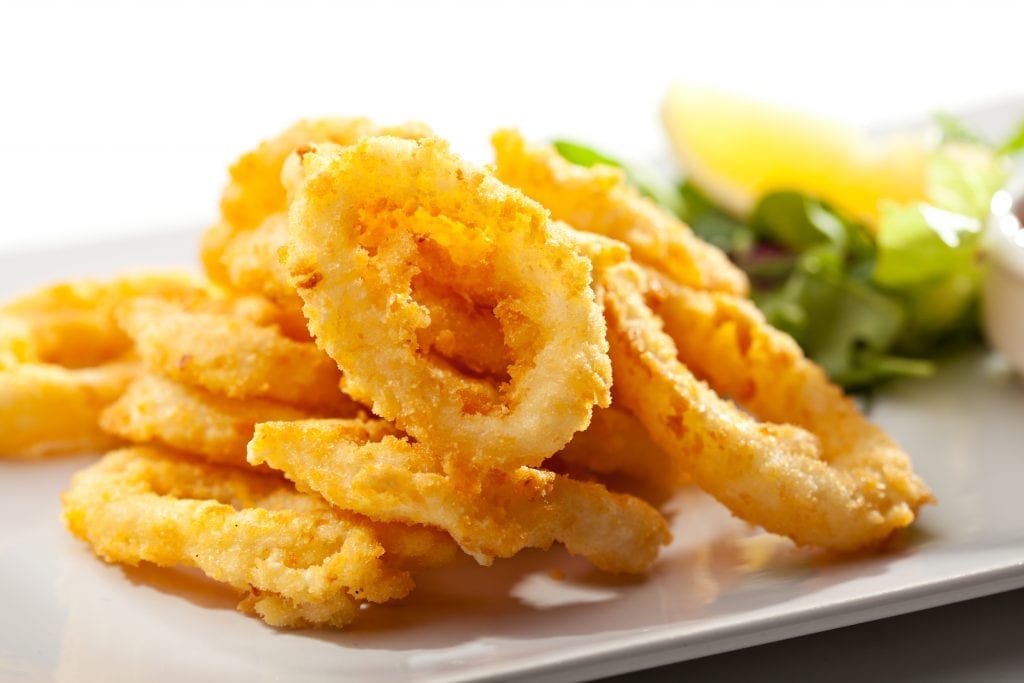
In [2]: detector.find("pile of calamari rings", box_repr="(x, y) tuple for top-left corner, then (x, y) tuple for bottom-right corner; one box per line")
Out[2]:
(0, 118), (932, 628)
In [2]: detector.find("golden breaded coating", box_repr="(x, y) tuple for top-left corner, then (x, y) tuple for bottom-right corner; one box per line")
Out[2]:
(248, 419), (670, 573)
(286, 137), (612, 470)
(0, 113), (938, 636)
(649, 269), (932, 494)
(117, 297), (360, 414)
(217, 213), (299, 306)
(412, 272), (512, 378)
(601, 262), (932, 551)
(203, 117), (432, 285)
(62, 447), (457, 628)
(0, 359), (136, 458)
(556, 405), (681, 487)
(99, 374), (322, 468)
(0, 314), (36, 365)
(214, 211), (512, 362)
(1, 273), (203, 368)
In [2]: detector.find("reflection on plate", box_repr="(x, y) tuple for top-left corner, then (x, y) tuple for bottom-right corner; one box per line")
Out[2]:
(1, 233), (1023, 682)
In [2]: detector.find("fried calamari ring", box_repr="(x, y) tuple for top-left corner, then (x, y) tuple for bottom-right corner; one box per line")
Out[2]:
(217, 213), (300, 304)
(601, 262), (932, 551)
(0, 274), (237, 458)
(62, 447), (457, 628)
(0, 359), (136, 458)
(203, 117), (432, 285)
(541, 229), (681, 487)
(285, 137), (612, 468)
(410, 223), (625, 381)
(491, 129), (748, 296)
(99, 374), (327, 468)
(214, 210), (514, 360)
(117, 297), (359, 414)
(214, 212), (512, 371)
(555, 405), (681, 488)
(203, 117), (509, 365)
(215, 219), (316, 342)
(206, 120), (482, 347)
(1, 273), (204, 368)
(248, 419), (670, 573)
(412, 272), (512, 378)
(648, 269), (933, 496)
(221, 119), (433, 234)
(0, 314), (36, 365)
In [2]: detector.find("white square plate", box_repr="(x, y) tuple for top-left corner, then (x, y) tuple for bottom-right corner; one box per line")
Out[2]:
(1, 229), (1023, 683)
(5, 89), (1024, 683)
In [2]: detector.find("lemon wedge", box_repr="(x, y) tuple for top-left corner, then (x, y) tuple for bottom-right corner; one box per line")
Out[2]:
(662, 83), (928, 227)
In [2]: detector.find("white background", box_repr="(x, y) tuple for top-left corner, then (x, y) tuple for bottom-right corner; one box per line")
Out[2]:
(2, 4), (1023, 680)
(1, 0), (1022, 253)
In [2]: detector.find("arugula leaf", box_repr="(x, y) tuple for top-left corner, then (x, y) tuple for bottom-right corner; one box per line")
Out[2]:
(750, 192), (848, 252)
(754, 242), (929, 388)
(739, 123), (1013, 389)
(807, 277), (922, 388)
(552, 140), (621, 168)
(837, 352), (934, 390)
(896, 271), (980, 354)
(754, 244), (845, 343)
(678, 181), (755, 256)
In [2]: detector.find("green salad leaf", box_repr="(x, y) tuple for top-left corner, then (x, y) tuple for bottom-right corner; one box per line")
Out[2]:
(552, 140), (621, 169)
(926, 144), (1009, 216)
(873, 203), (981, 287)
(677, 181), (755, 256)
(746, 192), (876, 262)
(747, 201), (929, 389)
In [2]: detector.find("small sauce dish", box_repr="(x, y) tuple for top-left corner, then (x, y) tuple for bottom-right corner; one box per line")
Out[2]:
(983, 177), (1024, 375)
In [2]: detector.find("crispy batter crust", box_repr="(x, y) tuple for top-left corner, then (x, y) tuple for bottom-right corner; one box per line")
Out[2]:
(62, 446), (457, 628)
(1, 273), (203, 368)
(0, 359), (136, 457)
(99, 374), (318, 468)
(602, 262), (932, 551)
(248, 419), (670, 573)
(556, 405), (681, 487)
(286, 137), (612, 469)
(118, 296), (360, 414)
(203, 118), (431, 286)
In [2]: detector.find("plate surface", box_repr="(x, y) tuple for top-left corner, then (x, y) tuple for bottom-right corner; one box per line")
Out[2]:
(2, 224), (1024, 683)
